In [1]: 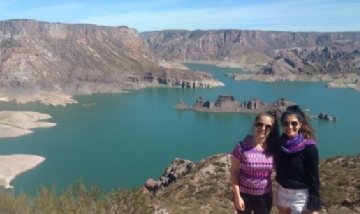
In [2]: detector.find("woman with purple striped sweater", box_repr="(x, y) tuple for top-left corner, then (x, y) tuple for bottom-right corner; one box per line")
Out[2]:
(230, 111), (281, 214)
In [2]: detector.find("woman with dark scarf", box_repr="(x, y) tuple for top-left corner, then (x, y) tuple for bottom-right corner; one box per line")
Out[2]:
(275, 105), (323, 214)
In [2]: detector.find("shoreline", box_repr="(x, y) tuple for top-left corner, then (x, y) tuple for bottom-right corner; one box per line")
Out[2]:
(0, 92), (79, 107)
(0, 154), (45, 189)
(0, 111), (56, 139)
(179, 60), (256, 70)
(180, 61), (360, 91)
(226, 73), (360, 91)
(0, 111), (54, 189)
(179, 60), (270, 73)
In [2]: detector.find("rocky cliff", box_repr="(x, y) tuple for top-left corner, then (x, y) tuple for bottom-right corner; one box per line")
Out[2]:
(141, 30), (360, 75)
(0, 20), (223, 96)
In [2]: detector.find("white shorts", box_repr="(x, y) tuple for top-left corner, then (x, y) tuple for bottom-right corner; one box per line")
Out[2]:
(276, 184), (309, 214)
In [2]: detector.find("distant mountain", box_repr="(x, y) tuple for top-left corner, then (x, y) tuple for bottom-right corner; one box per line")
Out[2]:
(0, 20), (223, 95)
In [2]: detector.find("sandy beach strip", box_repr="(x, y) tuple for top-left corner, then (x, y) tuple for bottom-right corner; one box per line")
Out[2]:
(0, 97), (9, 102)
(13, 92), (78, 106)
(0, 111), (53, 189)
(0, 111), (56, 139)
(0, 154), (45, 189)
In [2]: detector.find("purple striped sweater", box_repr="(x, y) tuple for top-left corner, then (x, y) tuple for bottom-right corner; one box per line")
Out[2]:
(231, 136), (274, 195)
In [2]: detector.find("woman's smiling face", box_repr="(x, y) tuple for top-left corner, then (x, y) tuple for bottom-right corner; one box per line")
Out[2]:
(254, 115), (274, 138)
(281, 114), (302, 139)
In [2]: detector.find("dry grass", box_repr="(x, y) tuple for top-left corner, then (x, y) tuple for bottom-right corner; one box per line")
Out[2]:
(1, 154), (359, 213)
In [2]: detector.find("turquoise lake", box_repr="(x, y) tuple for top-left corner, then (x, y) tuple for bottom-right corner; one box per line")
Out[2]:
(0, 63), (360, 195)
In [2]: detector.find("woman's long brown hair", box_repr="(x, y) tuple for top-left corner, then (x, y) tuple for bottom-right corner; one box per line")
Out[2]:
(254, 110), (281, 156)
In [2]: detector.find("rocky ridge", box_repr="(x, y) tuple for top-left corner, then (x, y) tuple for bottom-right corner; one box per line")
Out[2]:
(230, 45), (360, 90)
(141, 30), (360, 72)
(0, 19), (223, 99)
(141, 30), (360, 90)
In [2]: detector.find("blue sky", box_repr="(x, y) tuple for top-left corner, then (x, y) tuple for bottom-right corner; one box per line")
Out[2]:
(0, 0), (359, 32)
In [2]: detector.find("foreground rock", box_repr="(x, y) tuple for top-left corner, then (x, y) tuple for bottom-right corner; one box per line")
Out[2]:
(143, 154), (231, 196)
(142, 158), (194, 194)
(0, 111), (55, 138)
(0, 154), (45, 189)
(144, 153), (360, 214)
(175, 94), (295, 114)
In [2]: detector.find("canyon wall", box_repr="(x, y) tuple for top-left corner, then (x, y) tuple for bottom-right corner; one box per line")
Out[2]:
(0, 20), (223, 95)
(141, 30), (360, 74)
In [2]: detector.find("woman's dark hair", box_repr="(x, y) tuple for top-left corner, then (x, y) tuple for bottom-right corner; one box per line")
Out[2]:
(280, 105), (316, 140)
(254, 110), (281, 156)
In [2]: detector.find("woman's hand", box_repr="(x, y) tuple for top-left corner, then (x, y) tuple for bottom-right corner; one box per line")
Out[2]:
(233, 195), (245, 211)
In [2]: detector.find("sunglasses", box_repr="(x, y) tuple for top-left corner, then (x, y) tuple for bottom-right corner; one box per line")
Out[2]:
(255, 122), (272, 131)
(282, 121), (299, 127)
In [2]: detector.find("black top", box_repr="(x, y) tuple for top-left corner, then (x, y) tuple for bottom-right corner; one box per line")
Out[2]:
(275, 145), (323, 210)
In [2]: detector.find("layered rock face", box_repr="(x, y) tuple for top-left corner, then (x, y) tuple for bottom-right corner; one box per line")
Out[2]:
(0, 20), (223, 95)
(141, 30), (360, 74)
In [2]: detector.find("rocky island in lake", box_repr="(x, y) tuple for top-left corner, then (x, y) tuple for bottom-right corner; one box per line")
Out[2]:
(175, 94), (296, 114)
(318, 113), (338, 121)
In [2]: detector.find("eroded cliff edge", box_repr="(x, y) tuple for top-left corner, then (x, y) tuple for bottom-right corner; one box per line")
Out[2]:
(0, 19), (224, 103)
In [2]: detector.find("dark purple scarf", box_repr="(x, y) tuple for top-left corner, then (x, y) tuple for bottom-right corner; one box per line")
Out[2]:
(281, 133), (316, 153)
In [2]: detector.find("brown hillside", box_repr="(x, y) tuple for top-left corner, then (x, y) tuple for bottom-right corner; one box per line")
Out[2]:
(0, 20), (223, 95)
